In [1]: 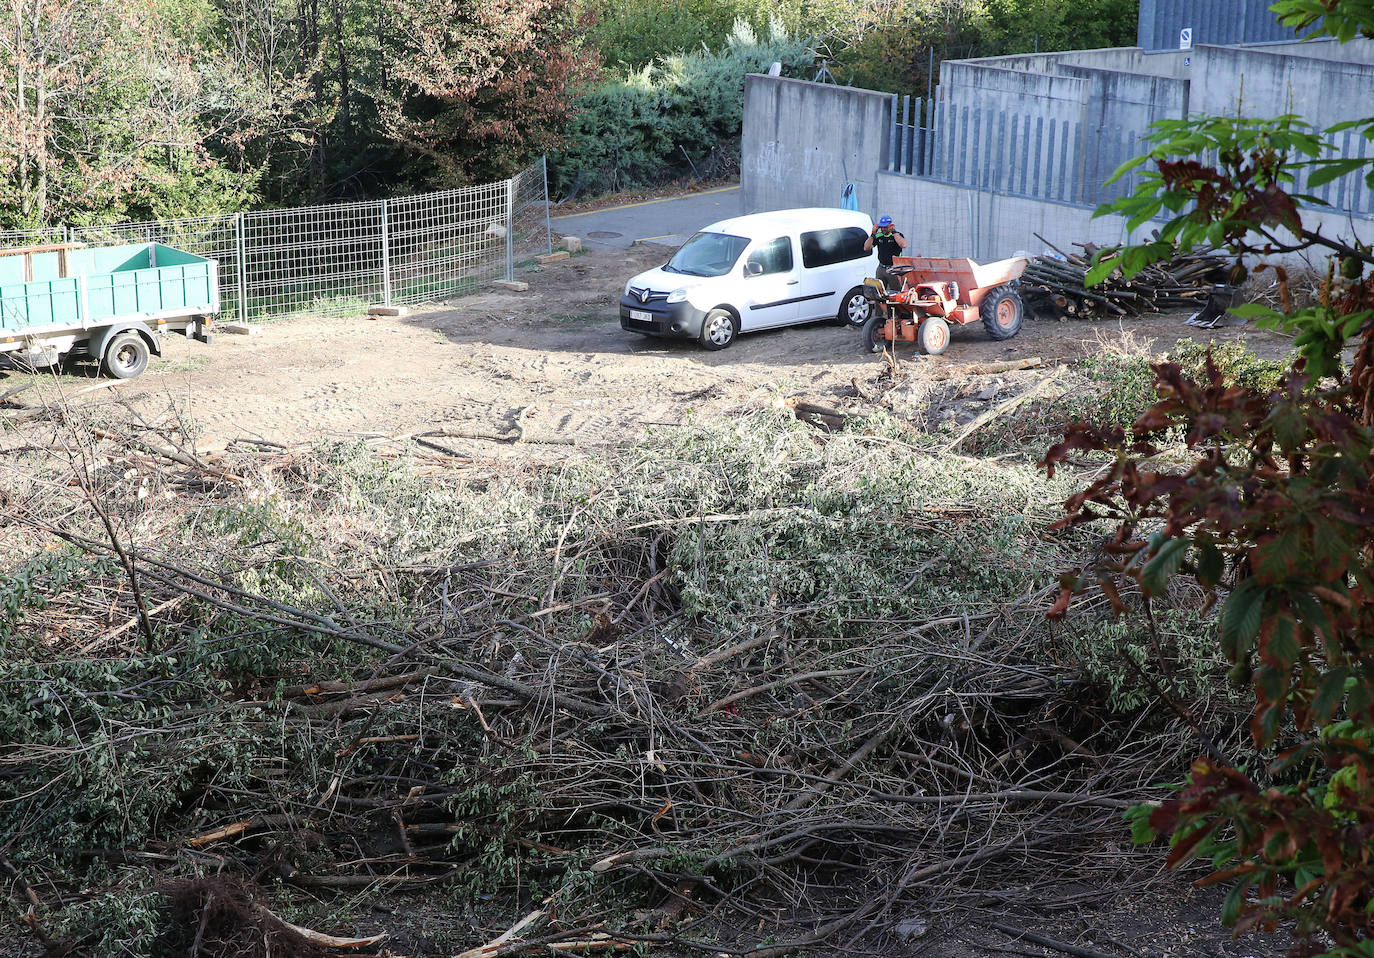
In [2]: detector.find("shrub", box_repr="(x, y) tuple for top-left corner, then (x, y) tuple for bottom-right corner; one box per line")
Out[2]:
(550, 19), (813, 197)
(1071, 337), (1289, 432)
(586, 0), (805, 69)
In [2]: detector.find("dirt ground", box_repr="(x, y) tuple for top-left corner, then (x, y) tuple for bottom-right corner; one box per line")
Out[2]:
(0, 245), (1297, 958)
(0, 243), (1295, 454)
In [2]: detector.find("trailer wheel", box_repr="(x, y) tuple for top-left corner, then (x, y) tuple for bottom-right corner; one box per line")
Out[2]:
(917, 317), (951, 356)
(838, 287), (871, 326)
(860, 314), (887, 354)
(980, 286), (1024, 340)
(103, 332), (150, 379)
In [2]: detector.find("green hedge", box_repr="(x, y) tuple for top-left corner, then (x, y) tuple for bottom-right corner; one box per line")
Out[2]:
(549, 20), (813, 198)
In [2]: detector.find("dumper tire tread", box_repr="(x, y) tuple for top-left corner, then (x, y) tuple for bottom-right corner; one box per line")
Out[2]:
(980, 286), (1024, 341)
(861, 314), (886, 354)
(103, 332), (150, 380)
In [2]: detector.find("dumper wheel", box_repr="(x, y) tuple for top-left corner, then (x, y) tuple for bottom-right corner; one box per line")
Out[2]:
(103, 332), (150, 379)
(980, 286), (1024, 340)
(860, 314), (887, 354)
(917, 317), (951, 356)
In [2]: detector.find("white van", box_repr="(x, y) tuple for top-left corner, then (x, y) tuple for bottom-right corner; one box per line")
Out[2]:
(619, 208), (879, 350)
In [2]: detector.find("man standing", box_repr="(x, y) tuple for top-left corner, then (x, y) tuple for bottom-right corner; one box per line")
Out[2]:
(864, 215), (908, 289)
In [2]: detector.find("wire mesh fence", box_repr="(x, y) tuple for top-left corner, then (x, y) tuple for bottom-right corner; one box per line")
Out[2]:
(388, 179), (509, 306)
(0, 227), (65, 248)
(242, 201), (385, 319)
(0, 158), (551, 323)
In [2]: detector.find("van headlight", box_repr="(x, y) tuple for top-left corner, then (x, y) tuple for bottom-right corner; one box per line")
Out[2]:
(624, 281), (633, 296)
(666, 288), (688, 304)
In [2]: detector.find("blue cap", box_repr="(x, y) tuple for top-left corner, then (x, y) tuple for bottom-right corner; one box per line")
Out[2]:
(877, 216), (893, 228)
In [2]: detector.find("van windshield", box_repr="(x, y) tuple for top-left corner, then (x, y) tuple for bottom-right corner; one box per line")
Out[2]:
(664, 232), (750, 277)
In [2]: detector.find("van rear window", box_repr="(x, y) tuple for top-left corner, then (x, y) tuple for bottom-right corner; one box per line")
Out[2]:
(800, 227), (870, 269)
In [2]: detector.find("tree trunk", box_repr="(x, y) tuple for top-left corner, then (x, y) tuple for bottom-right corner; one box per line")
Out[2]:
(332, 0), (350, 138)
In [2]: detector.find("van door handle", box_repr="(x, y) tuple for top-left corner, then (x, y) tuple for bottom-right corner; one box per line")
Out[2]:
(786, 279), (799, 285)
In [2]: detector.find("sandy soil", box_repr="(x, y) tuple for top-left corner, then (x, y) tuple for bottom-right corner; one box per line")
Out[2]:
(0, 244), (1296, 453)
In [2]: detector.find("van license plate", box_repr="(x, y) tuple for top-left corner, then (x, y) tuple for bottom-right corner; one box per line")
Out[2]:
(629, 309), (653, 321)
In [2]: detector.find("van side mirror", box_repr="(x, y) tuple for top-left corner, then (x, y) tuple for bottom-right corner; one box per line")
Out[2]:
(745, 261), (763, 277)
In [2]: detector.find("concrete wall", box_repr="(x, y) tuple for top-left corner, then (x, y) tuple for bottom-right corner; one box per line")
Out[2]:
(930, 59), (1187, 204)
(1253, 37), (1374, 65)
(1189, 44), (1374, 129)
(939, 62), (1086, 118)
(740, 75), (891, 215)
(874, 172), (1374, 267)
(961, 48), (1189, 80)
(1064, 66), (1187, 128)
(875, 173), (1136, 262)
(933, 64), (1090, 200)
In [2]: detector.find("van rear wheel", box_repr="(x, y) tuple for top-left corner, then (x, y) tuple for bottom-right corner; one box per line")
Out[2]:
(838, 287), (871, 326)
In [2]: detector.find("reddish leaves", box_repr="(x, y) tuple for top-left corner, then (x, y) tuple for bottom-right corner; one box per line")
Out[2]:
(1042, 352), (1374, 952)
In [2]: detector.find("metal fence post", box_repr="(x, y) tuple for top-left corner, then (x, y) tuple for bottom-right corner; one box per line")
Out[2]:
(542, 156), (552, 254)
(505, 176), (515, 282)
(235, 212), (247, 324)
(380, 199), (392, 306)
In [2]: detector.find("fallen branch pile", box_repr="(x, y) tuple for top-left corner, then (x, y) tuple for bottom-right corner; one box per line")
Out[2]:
(0, 404), (1249, 958)
(1019, 236), (1229, 319)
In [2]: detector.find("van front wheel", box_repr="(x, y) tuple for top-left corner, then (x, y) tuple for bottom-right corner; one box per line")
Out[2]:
(698, 309), (737, 350)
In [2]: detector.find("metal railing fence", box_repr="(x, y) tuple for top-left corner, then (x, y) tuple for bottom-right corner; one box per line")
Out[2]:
(886, 96), (1374, 219)
(0, 227), (66, 247)
(1, 158), (552, 322)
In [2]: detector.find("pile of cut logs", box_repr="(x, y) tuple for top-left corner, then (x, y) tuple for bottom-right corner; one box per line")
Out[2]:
(1018, 236), (1231, 319)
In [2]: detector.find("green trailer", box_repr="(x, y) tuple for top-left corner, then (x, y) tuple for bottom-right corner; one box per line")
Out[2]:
(0, 241), (219, 379)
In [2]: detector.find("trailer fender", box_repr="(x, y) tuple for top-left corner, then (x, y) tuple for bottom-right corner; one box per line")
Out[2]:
(86, 321), (163, 362)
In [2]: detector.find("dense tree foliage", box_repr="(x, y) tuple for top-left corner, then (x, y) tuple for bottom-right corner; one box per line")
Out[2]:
(378, 0), (597, 186)
(0, 0), (1140, 225)
(0, 0), (593, 225)
(1045, 0), (1374, 952)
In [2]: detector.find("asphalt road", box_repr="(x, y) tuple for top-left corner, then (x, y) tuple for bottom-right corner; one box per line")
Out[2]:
(550, 184), (741, 251)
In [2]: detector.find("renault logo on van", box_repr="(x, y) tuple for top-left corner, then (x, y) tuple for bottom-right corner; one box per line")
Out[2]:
(639, 288), (650, 304)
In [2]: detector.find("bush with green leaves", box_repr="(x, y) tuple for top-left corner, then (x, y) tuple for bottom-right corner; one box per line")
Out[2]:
(1050, 0), (1374, 949)
(585, 0), (805, 69)
(549, 19), (813, 197)
(1069, 337), (1290, 432)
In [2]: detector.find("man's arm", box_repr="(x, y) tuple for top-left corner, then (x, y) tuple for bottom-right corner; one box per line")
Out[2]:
(895, 231), (908, 251)
(863, 231), (875, 252)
